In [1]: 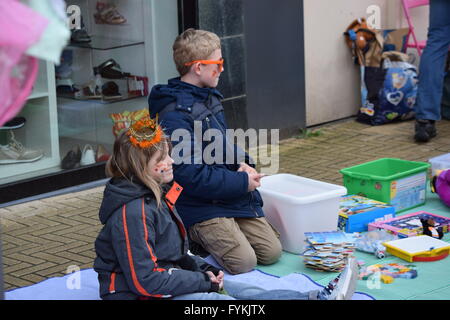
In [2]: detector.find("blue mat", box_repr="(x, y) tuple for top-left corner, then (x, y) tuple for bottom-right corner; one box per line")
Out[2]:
(5, 266), (374, 300)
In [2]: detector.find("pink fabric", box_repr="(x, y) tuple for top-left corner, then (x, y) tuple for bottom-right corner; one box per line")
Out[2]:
(436, 170), (450, 207)
(0, 0), (49, 126)
(402, 0), (429, 9)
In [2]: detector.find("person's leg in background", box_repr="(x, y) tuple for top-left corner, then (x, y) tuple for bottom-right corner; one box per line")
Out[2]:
(224, 258), (359, 300)
(224, 280), (317, 300)
(415, 0), (450, 142)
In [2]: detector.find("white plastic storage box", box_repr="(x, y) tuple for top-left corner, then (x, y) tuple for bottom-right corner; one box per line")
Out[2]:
(258, 174), (347, 254)
(429, 153), (450, 176)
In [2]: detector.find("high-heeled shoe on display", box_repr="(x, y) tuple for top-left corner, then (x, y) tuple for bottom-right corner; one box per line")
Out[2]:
(94, 2), (127, 25)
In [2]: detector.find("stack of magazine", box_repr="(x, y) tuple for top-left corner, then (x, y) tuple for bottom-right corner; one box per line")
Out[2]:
(302, 231), (357, 272)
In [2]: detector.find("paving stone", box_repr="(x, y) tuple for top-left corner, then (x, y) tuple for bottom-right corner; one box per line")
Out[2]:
(5, 262), (33, 274)
(7, 253), (46, 265)
(11, 262), (57, 277)
(45, 241), (90, 255)
(3, 275), (33, 290)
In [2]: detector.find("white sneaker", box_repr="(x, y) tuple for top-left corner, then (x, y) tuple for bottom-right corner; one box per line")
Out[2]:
(80, 144), (96, 166)
(0, 131), (43, 164)
(318, 257), (358, 300)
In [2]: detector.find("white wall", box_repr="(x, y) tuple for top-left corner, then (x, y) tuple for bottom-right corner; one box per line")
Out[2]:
(303, 0), (429, 126)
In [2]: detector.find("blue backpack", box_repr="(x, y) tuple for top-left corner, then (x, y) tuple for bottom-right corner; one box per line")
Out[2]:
(358, 59), (418, 125)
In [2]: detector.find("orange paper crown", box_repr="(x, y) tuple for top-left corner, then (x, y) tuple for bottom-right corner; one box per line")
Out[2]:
(126, 115), (163, 149)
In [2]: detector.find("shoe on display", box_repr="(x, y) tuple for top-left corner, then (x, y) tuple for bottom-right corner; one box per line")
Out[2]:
(80, 144), (96, 166)
(102, 81), (122, 100)
(56, 84), (79, 96)
(75, 80), (102, 100)
(70, 16), (91, 44)
(61, 145), (82, 170)
(94, 59), (130, 79)
(94, 2), (127, 25)
(56, 78), (79, 97)
(96, 144), (111, 162)
(0, 131), (43, 164)
(0, 117), (26, 130)
(71, 29), (91, 44)
(317, 258), (358, 300)
(414, 119), (437, 143)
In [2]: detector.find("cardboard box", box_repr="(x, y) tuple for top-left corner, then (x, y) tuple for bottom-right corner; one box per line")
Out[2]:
(338, 195), (395, 233)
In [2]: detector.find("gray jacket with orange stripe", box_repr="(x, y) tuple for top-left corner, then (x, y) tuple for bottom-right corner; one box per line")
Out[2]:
(93, 178), (221, 300)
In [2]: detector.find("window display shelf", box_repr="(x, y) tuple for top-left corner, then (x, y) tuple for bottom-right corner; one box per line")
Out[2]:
(28, 91), (49, 100)
(0, 156), (60, 181)
(57, 92), (146, 104)
(68, 35), (144, 51)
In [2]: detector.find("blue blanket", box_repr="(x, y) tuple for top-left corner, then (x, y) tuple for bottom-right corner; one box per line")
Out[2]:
(5, 263), (373, 300)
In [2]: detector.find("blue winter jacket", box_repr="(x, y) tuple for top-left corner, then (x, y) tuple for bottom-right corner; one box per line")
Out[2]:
(148, 78), (264, 228)
(93, 178), (221, 300)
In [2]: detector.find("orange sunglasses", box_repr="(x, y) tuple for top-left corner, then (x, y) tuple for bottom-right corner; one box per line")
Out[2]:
(184, 58), (224, 72)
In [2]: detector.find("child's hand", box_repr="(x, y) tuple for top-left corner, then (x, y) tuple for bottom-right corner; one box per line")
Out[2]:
(238, 162), (258, 175)
(247, 173), (265, 191)
(216, 271), (224, 290)
(205, 271), (224, 290)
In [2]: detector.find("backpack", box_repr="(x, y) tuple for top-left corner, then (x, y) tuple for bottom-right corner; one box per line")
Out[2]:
(357, 54), (417, 125)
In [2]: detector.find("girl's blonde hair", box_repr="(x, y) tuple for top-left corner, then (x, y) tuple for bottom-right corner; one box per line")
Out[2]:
(173, 28), (221, 76)
(106, 131), (171, 208)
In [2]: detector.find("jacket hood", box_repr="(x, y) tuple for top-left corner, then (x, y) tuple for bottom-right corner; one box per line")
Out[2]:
(99, 178), (151, 224)
(148, 77), (223, 118)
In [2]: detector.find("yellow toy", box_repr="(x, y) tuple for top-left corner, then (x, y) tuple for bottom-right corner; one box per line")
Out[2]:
(380, 275), (394, 284)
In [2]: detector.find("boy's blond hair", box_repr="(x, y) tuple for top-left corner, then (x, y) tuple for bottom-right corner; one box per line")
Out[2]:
(173, 28), (221, 76)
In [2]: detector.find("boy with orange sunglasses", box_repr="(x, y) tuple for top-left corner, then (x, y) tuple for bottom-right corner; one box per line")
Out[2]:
(148, 28), (282, 275)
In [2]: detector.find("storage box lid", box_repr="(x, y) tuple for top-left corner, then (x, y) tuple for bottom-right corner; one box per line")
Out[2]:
(259, 174), (347, 204)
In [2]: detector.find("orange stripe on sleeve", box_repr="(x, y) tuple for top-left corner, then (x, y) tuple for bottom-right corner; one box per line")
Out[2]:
(122, 204), (163, 298)
(109, 272), (116, 293)
(141, 198), (166, 272)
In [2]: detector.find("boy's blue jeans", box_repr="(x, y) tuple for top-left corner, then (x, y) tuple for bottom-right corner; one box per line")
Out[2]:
(172, 280), (319, 300)
(415, 0), (450, 121)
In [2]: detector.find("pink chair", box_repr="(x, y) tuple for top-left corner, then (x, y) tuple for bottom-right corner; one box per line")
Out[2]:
(401, 0), (429, 56)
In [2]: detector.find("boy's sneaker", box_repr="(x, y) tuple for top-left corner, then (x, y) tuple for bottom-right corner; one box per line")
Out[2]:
(317, 258), (358, 300)
(414, 119), (437, 143)
(0, 132), (43, 164)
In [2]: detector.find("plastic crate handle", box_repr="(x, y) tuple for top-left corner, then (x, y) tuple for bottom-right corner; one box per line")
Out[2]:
(343, 171), (373, 181)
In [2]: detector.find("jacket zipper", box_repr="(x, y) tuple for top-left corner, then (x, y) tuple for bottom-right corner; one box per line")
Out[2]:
(205, 94), (226, 134)
(250, 192), (259, 217)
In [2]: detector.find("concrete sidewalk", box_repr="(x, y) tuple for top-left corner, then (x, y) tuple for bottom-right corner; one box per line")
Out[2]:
(1, 117), (450, 291)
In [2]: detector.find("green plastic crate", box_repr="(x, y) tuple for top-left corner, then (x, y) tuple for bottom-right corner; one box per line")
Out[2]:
(340, 158), (430, 213)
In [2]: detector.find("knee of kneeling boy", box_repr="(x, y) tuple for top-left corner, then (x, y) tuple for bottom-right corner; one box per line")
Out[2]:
(256, 241), (282, 265)
(223, 253), (257, 275)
